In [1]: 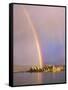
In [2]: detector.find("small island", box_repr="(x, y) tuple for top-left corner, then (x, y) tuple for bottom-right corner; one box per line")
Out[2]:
(27, 65), (65, 73)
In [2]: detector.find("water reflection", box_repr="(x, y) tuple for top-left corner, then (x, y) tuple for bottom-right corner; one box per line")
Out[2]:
(37, 72), (42, 83)
(13, 71), (65, 86)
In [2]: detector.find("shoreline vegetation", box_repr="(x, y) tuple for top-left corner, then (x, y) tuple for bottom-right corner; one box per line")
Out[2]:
(14, 65), (65, 73)
(27, 65), (65, 73)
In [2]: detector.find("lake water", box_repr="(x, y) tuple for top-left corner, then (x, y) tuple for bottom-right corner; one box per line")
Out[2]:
(13, 71), (65, 86)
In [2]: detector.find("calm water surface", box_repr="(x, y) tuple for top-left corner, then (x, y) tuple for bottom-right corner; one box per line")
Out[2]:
(13, 71), (65, 86)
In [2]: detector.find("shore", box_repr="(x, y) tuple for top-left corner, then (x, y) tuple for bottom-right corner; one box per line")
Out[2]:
(28, 65), (65, 73)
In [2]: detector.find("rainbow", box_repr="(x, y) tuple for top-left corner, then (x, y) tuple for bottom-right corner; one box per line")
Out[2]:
(23, 7), (43, 68)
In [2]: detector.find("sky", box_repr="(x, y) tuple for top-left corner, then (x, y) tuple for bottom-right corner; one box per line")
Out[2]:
(13, 4), (65, 66)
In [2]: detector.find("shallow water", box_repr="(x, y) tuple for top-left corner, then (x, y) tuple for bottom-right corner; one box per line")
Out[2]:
(13, 71), (65, 86)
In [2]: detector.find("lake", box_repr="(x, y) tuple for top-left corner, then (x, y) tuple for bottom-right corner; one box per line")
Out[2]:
(13, 71), (65, 86)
